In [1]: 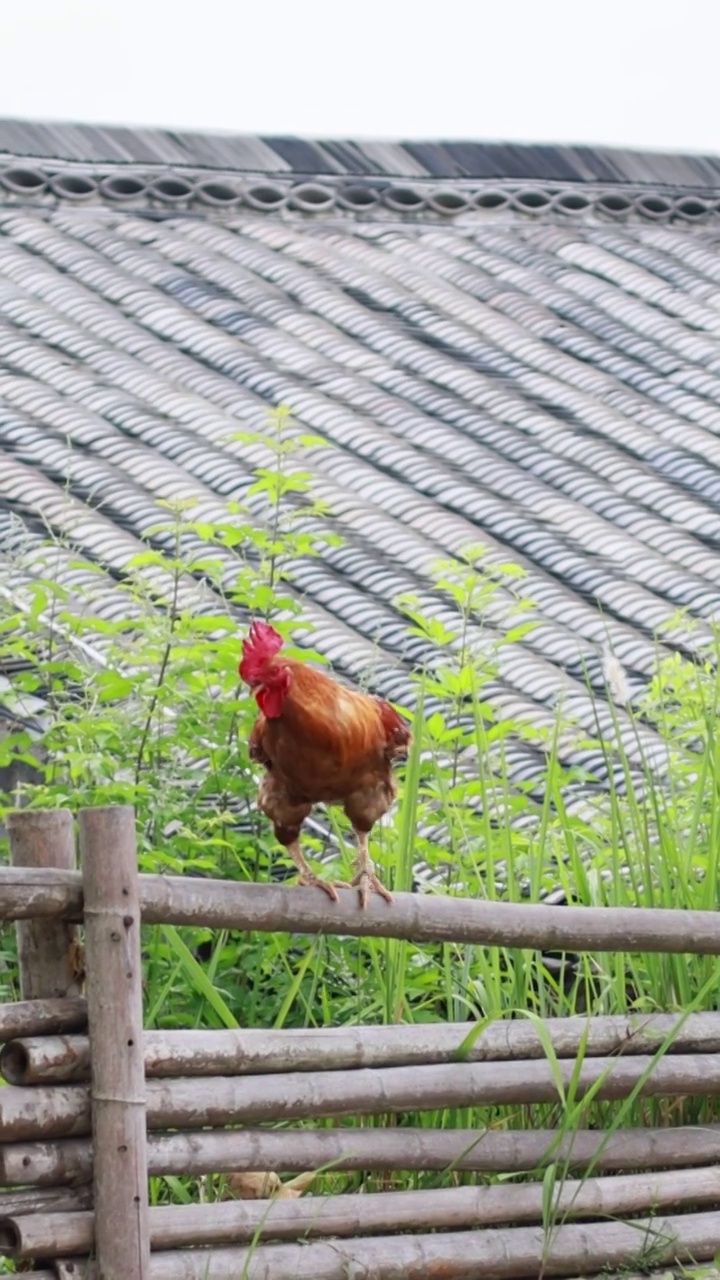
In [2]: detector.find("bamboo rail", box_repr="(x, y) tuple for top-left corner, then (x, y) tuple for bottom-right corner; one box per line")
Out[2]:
(1, 1035), (90, 1086)
(3, 1165), (720, 1257)
(0, 1084), (89, 1141)
(6, 1010), (720, 1084)
(42, 1209), (720, 1279)
(145, 1120), (720, 1175)
(1, 1052), (718, 1141)
(4, 865), (720, 955)
(141, 1052), (720, 1124)
(0, 1139), (94, 1187)
(0, 998), (87, 1044)
(6, 1272), (54, 1280)
(0, 1186), (92, 1217)
(0, 866), (83, 920)
(4, 1120), (720, 1188)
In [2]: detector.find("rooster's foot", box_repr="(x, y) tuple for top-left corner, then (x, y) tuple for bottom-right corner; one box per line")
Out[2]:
(296, 871), (352, 903)
(351, 868), (394, 910)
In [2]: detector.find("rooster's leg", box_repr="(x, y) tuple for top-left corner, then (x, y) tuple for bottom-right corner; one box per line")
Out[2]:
(286, 840), (350, 904)
(351, 831), (394, 909)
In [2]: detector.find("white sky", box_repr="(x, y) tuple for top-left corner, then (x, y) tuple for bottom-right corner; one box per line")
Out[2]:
(3, 0), (720, 154)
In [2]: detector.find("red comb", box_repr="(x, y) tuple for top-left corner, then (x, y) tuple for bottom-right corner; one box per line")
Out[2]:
(247, 621), (283, 653)
(239, 620), (284, 684)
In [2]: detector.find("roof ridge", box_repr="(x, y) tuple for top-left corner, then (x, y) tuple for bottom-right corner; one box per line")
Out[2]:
(1, 157), (719, 225)
(1, 120), (720, 188)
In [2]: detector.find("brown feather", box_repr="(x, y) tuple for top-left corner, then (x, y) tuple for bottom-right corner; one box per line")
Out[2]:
(247, 660), (410, 839)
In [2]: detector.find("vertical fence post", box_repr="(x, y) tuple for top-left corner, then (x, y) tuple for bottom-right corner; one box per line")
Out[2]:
(80, 805), (150, 1280)
(8, 809), (83, 1000)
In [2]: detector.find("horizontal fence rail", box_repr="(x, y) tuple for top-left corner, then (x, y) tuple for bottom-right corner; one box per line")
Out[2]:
(40, 1210), (720, 1280)
(5, 1121), (720, 1188)
(3, 1272), (54, 1280)
(0, 998), (87, 1043)
(1, 1053), (720, 1141)
(3, 864), (720, 954)
(5, 1011), (720, 1084)
(0, 1186), (93, 1218)
(3, 1165), (720, 1258)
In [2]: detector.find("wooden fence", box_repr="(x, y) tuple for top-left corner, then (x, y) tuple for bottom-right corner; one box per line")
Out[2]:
(1, 806), (720, 1278)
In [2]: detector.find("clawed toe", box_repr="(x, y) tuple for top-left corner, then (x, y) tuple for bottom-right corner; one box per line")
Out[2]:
(296, 872), (351, 903)
(351, 869), (394, 910)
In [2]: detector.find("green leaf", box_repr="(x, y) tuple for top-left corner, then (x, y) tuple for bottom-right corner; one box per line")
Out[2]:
(160, 927), (240, 1029)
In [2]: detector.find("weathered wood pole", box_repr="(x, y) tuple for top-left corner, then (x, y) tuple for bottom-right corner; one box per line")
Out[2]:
(6, 1010), (720, 1085)
(6, 865), (720, 955)
(4, 1120), (720, 1187)
(137, 876), (720, 954)
(39, 1208), (720, 1280)
(0, 997), (87, 1045)
(5, 1271), (55, 1280)
(80, 805), (150, 1280)
(8, 809), (83, 999)
(0, 1137), (94, 1187)
(0, 865), (82, 922)
(4, 1164), (720, 1257)
(3, 1051), (720, 1141)
(0, 1183), (93, 1218)
(1, 1034), (92, 1085)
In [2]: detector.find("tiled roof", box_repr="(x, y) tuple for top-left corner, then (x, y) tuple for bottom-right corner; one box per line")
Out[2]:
(2, 125), (720, 813)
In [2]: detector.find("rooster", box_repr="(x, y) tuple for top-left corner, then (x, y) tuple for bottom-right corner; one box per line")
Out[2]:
(239, 621), (411, 908)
